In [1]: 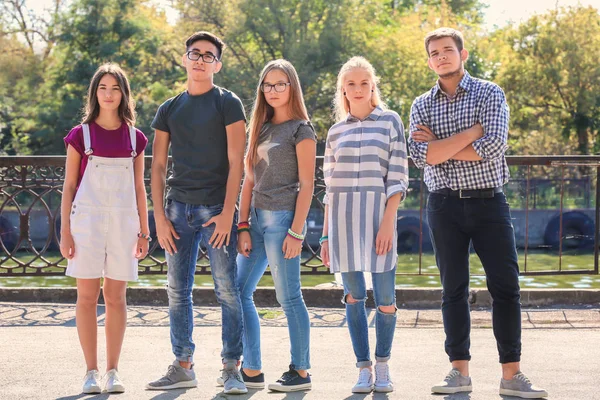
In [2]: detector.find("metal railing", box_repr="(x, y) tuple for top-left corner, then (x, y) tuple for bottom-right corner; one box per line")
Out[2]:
(0, 155), (598, 276)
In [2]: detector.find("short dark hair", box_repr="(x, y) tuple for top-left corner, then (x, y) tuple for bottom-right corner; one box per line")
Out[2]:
(424, 27), (464, 55)
(185, 31), (226, 59)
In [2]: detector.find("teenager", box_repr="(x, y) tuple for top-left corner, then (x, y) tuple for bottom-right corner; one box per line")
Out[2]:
(146, 31), (247, 395)
(321, 56), (409, 394)
(408, 27), (548, 398)
(60, 63), (149, 394)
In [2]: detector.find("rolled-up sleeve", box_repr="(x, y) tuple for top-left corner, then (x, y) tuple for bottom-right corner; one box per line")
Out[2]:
(386, 115), (409, 200)
(322, 133), (335, 205)
(408, 99), (430, 169)
(472, 86), (510, 161)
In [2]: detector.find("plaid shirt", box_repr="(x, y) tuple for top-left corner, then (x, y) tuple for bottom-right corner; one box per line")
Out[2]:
(408, 71), (510, 191)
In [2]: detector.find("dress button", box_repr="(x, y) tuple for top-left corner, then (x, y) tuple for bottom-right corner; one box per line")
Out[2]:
(71, 211), (75, 215)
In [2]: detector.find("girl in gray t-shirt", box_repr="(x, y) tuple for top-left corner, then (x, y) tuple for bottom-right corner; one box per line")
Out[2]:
(235, 59), (316, 392)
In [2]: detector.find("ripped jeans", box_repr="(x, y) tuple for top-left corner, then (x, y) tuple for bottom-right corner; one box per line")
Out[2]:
(341, 268), (397, 367)
(237, 207), (310, 370)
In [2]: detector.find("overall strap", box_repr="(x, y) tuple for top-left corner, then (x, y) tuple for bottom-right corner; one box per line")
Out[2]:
(129, 125), (137, 157)
(82, 124), (93, 155)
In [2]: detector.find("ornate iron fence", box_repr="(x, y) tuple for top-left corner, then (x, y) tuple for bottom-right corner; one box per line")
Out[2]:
(0, 155), (599, 276)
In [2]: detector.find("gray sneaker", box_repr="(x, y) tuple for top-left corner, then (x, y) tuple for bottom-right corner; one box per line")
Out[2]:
(221, 367), (248, 394)
(500, 372), (548, 398)
(431, 368), (473, 394)
(146, 361), (198, 390)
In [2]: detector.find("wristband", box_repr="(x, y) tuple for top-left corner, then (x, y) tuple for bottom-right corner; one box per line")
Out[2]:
(287, 232), (303, 241)
(138, 232), (152, 242)
(319, 236), (329, 245)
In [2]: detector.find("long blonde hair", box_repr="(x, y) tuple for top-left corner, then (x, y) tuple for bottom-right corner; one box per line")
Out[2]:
(333, 56), (386, 123)
(246, 59), (309, 170)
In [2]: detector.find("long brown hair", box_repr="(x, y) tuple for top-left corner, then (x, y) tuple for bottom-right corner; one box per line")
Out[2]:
(333, 56), (386, 123)
(81, 63), (136, 126)
(246, 59), (309, 171)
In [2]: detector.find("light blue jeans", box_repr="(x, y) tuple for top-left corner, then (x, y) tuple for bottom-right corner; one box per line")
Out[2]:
(341, 268), (397, 367)
(165, 199), (243, 366)
(237, 208), (311, 370)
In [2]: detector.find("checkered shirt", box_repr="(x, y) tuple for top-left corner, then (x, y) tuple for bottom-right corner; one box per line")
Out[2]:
(408, 71), (511, 191)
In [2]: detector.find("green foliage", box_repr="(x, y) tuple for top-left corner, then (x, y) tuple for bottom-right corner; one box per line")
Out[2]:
(0, 1), (599, 155)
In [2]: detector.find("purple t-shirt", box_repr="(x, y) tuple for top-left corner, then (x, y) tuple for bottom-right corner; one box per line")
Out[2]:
(64, 122), (148, 187)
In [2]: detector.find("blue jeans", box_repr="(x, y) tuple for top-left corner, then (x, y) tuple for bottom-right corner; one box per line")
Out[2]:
(165, 199), (243, 364)
(427, 192), (521, 364)
(237, 208), (310, 370)
(341, 268), (397, 368)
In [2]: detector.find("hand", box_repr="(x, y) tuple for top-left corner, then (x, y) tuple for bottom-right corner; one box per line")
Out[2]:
(203, 212), (234, 249)
(411, 125), (438, 143)
(375, 221), (395, 255)
(282, 235), (302, 259)
(156, 215), (179, 256)
(320, 240), (330, 268)
(238, 231), (252, 257)
(135, 236), (149, 259)
(60, 231), (75, 259)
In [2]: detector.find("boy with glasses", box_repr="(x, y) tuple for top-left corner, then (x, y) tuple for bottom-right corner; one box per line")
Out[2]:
(147, 31), (248, 395)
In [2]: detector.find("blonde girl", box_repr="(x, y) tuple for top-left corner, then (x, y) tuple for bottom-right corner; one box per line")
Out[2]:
(321, 56), (409, 393)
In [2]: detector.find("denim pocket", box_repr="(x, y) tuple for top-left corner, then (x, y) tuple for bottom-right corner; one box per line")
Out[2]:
(427, 194), (447, 213)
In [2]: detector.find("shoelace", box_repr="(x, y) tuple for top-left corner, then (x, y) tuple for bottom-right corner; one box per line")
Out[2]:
(278, 369), (298, 383)
(357, 369), (372, 385)
(445, 369), (461, 382)
(222, 369), (243, 383)
(375, 364), (390, 383)
(165, 365), (178, 381)
(513, 372), (532, 385)
(84, 370), (99, 381)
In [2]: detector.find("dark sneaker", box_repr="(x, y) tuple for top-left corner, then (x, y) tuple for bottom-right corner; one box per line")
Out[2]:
(500, 372), (548, 398)
(217, 369), (265, 389)
(431, 368), (473, 394)
(268, 366), (312, 392)
(221, 367), (248, 394)
(146, 361), (197, 390)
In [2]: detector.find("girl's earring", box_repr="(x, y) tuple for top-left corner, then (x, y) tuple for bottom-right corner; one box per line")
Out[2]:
(343, 92), (346, 95)
(371, 89), (374, 92)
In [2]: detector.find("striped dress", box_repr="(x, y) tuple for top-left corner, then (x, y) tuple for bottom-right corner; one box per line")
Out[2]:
(324, 106), (409, 273)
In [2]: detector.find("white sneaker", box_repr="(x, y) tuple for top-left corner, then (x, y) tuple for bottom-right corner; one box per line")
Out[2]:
(82, 370), (101, 394)
(103, 369), (125, 393)
(352, 368), (374, 393)
(374, 362), (394, 393)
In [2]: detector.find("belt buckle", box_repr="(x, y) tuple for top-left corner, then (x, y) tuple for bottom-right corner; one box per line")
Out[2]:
(459, 189), (472, 199)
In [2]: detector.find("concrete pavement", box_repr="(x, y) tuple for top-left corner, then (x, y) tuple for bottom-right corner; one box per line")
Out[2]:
(1, 303), (599, 400)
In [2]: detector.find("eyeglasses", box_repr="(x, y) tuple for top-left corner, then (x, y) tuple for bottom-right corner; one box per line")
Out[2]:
(186, 51), (218, 63)
(260, 82), (291, 93)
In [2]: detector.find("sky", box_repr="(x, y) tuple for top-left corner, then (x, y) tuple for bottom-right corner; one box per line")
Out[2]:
(24, 0), (600, 31)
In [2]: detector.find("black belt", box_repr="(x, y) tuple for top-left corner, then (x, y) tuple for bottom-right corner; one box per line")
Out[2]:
(430, 187), (503, 199)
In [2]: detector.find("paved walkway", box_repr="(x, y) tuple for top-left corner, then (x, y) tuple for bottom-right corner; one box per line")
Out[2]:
(1, 303), (599, 399)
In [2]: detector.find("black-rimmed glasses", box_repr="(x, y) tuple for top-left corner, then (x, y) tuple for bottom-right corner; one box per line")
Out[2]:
(186, 51), (218, 63)
(260, 82), (291, 93)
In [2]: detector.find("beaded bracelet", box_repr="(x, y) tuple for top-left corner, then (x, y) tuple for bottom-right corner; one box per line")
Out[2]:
(319, 235), (329, 245)
(137, 232), (152, 242)
(287, 228), (305, 241)
(287, 232), (303, 241)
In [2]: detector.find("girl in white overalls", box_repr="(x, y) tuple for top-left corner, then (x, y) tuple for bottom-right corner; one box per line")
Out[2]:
(60, 64), (150, 394)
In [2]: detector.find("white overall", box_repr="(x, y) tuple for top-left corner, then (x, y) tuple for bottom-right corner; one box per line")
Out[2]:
(65, 124), (140, 281)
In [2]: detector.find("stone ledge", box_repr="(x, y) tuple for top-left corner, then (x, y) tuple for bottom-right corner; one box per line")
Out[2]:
(1, 287), (599, 308)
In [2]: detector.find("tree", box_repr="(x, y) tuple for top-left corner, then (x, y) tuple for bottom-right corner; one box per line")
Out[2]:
(498, 6), (600, 155)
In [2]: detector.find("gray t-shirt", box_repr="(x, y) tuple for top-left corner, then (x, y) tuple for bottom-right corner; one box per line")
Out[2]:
(252, 120), (316, 211)
(151, 86), (246, 205)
